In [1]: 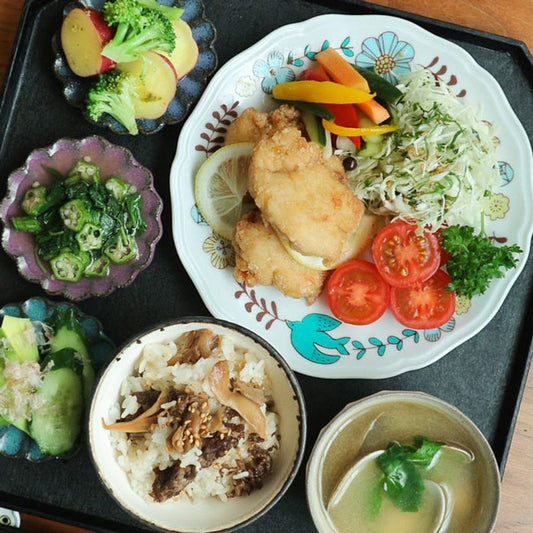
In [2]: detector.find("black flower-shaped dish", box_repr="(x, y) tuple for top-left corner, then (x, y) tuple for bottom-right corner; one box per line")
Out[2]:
(52, 0), (217, 135)
(0, 297), (115, 461)
(0, 136), (163, 300)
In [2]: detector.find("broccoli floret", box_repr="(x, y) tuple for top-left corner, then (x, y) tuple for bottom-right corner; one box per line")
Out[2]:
(136, 0), (184, 20)
(101, 0), (176, 64)
(86, 70), (138, 135)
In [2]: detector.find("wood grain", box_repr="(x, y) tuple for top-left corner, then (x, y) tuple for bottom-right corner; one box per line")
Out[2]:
(1, 0), (533, 531)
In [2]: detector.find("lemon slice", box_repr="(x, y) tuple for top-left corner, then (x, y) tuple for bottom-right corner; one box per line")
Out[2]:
(194, 142), (254, 240)
(277, 213), (384, 271)
(276, 230), (331, 270)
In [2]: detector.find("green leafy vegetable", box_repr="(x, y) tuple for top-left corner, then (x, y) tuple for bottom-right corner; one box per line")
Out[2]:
(376, 436), (443, 512)
(12, 160), (146, 281)
(441, 225), (522, 298)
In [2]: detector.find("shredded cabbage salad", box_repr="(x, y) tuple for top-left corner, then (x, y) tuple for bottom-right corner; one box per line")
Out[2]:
(345, 68), (500, 231)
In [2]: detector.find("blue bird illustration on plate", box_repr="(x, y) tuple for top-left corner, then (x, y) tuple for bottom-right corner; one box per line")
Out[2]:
(286, 313), (350, 364)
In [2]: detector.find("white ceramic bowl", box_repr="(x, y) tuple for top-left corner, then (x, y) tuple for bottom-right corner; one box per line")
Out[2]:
(88, 317), (306, 532)
(306, 391), (501, 533)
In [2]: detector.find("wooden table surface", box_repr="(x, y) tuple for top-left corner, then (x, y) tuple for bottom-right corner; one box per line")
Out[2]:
(1, 0), (533, 531)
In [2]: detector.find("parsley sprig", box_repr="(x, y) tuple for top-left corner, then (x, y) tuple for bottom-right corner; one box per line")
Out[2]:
(441, 225), (522, 299)
(375, 436), (443, 513)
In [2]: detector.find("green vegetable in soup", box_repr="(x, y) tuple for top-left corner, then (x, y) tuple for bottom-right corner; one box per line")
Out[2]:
(75, 223), (104, 251)
(50, 252), (85, 282)
(104, 228), (138, 263)
(376, 436), (443, 512)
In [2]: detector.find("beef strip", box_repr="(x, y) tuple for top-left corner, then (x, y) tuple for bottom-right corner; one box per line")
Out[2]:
(199, 430), (241, 468)
(231, 445), (273, 497)
(120, 389), (161, 422)
(150, 461), (197, 502)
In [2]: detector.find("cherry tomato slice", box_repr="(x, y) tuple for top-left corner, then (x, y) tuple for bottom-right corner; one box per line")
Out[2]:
(435, 228), (451, 266)
(390, 269), (456, 329)
(371, 220), (441, 288)
(327, 260), (390, 325)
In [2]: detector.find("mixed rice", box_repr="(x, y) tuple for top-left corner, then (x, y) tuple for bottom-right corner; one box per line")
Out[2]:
(105, 328), (279, 502)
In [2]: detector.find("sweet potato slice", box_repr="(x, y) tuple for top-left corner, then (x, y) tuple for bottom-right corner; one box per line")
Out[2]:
(61, 8), (115, 77)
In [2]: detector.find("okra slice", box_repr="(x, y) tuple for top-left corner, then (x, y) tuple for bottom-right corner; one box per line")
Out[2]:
(66, 160), (100, 185)
(104, 230), (138, 264)
(11, 216), (42, 233)
(59, 199), (90, 232)
(84, 255), (110, 278)
(75, 223), (104, 251)
(49, 252), (85, 282)
(21, 185), (47, 215)
(105, 176), (130, 201)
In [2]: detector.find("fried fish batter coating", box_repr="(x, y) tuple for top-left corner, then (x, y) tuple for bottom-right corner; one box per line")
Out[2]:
(249, 127), (364, 264)
(225, 105), (304, 145)
(233, 210), (327, 304)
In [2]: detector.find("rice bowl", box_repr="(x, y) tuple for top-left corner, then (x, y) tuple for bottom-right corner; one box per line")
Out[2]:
(89, 318), (306, 532)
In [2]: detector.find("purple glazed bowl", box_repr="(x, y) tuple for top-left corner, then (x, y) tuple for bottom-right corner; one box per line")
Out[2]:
(0, 136), (163, 300)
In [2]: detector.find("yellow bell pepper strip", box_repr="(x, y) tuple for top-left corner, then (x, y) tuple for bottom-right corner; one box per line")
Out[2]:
(321, 119), (398, 137)
(272, 80), (375, 104)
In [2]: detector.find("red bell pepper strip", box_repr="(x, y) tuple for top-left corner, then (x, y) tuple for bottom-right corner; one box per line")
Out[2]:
(299, 65), (330, 82)
(323, 103), (361, 148)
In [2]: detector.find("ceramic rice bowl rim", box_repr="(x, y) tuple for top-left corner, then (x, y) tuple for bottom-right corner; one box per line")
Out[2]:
(88, 316), (307, 533)
(305, 390), (501, 533)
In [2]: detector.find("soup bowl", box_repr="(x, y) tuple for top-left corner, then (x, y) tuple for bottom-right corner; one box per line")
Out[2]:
(306, 391), (500, 533)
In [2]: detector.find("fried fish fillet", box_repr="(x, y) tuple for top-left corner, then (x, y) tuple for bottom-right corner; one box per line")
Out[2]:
(225, 105), (304, 145)
(233, 210), (327, 304)
(249, 127), (364, 264)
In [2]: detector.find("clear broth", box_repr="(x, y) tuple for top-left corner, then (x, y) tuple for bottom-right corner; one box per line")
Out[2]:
(321, 399), (488, 533)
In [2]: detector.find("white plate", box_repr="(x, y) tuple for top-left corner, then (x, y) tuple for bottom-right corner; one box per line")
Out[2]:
(170, 14), (533, 379)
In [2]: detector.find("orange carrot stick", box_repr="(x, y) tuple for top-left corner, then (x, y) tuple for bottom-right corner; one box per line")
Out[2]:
(357, 99), (390, 124)
(316, 48), (370, 93)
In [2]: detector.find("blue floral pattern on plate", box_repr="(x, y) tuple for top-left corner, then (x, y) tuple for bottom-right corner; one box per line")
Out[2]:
(356, 31), (415, 84)
(253, 51), (295, 94)
(0, 298), (114, 461)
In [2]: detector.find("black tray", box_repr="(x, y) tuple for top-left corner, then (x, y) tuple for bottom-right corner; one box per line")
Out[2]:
(1, 0), (533, 531)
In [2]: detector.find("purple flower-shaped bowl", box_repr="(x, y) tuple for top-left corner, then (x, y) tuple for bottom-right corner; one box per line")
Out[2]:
(0, 136), (163, 300)
(52, 0), (217, 135)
